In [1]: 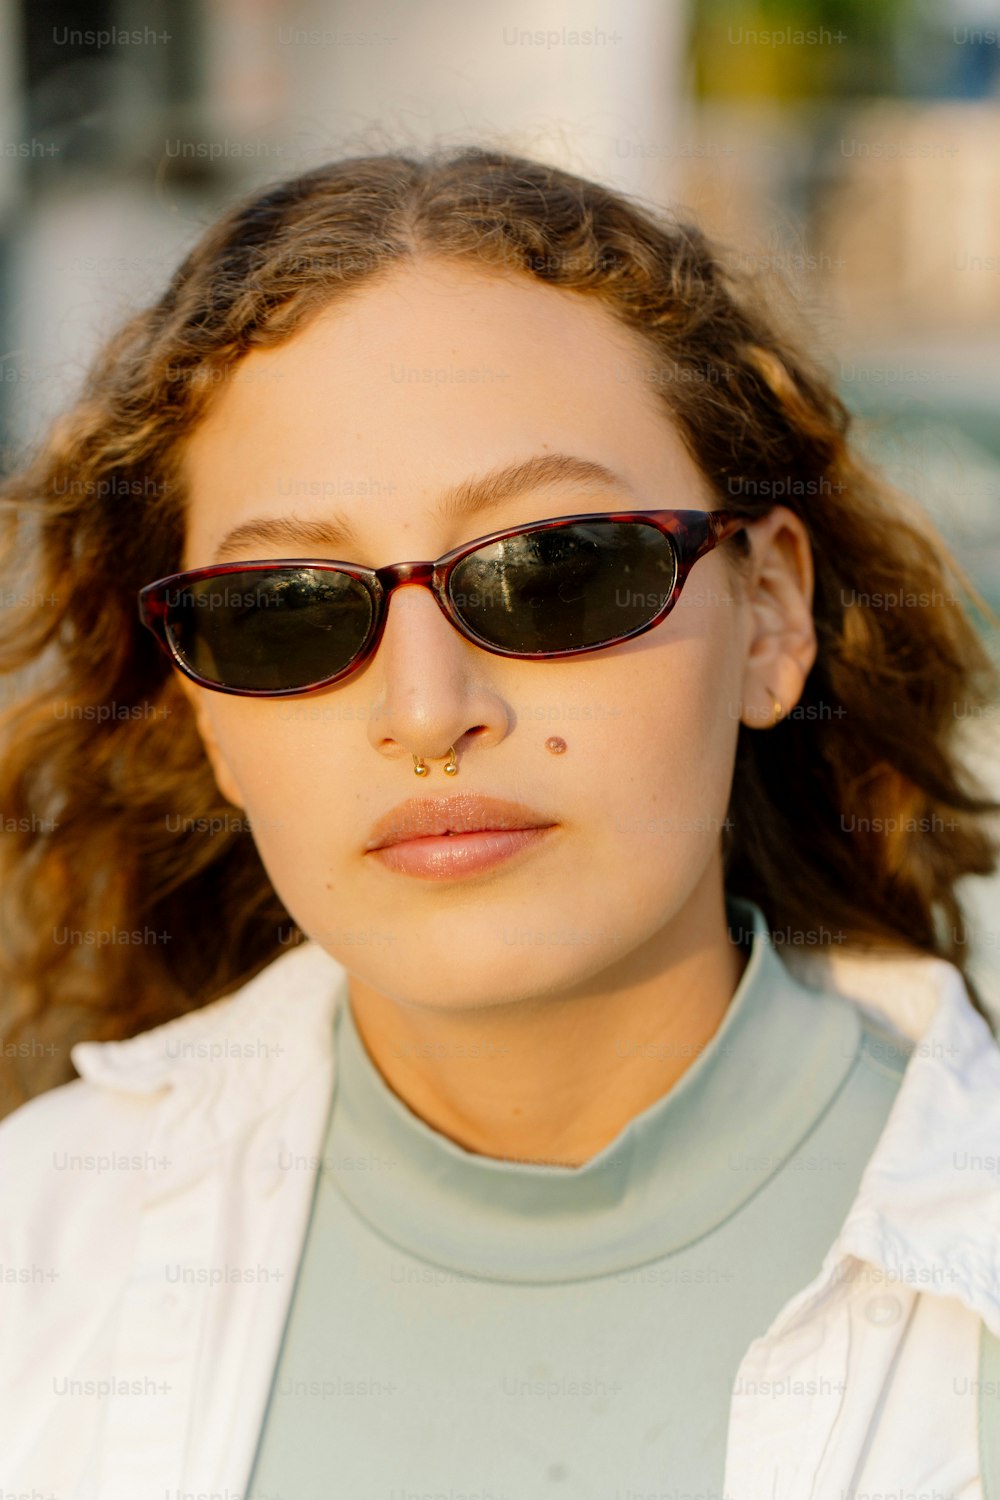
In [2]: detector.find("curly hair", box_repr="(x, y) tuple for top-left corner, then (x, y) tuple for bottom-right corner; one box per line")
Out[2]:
(1, 145), (998, 1113)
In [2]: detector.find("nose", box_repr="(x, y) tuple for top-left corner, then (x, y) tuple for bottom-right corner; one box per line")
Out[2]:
(365, 581), (511, 764)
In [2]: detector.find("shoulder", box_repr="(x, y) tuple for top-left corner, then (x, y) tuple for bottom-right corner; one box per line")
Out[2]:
(0, 939), (347, 1236)
(0, 1071), (159, 1221)
(0, 1075), (164, 1335)
(0, 1067), (159, 1155)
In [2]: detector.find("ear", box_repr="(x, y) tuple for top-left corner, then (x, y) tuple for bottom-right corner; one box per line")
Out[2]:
(175, 675), (247, 809)
(737, 505), (817, 730)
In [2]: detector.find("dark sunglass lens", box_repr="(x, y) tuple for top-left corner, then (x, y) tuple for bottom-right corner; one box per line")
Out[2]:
(448, 521), (678, 653)
(164, 567), (373, 691)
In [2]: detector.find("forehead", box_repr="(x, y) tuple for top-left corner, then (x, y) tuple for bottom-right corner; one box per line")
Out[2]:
(179, 258), (709, 565)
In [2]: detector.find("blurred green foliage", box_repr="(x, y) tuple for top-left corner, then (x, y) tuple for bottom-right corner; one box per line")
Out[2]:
(690, 0), (918, 100)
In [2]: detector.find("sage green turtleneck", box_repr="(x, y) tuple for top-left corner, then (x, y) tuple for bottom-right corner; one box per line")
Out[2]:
(245, 895), (910, 1497)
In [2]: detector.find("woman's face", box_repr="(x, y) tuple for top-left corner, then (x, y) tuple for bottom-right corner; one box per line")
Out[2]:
(177, 257), (813, 1012)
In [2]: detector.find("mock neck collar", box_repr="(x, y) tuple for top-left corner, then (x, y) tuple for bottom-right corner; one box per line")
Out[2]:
(319, 896), (864, 1281)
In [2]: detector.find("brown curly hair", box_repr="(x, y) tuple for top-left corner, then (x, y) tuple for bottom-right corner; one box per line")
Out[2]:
(1, 145), (998, 1115)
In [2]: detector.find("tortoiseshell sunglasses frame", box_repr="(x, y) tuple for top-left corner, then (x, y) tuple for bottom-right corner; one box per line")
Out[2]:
(138, 508), (748, 698)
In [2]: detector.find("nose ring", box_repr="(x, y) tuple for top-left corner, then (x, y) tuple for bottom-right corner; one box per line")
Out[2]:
(413, 745), (458, 777)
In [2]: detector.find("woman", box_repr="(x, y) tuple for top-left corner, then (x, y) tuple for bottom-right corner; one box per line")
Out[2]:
(1, 146), (999, 1497)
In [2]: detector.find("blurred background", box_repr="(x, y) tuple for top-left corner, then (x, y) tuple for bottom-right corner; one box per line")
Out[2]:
(1, 0), (998, 1008)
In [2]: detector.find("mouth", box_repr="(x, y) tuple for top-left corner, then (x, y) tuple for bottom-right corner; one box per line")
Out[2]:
(364, 794), (558, 852)
(364, 794), (560, 881)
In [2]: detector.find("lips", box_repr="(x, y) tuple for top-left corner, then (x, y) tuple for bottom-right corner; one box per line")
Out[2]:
(364, 794), (557, 852)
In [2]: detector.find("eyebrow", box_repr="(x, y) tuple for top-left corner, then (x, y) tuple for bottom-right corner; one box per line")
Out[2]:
(209, 452), (633, 563)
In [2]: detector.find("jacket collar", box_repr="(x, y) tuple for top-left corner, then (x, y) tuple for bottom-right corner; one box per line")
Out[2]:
(70, 925), (1000, 1333)
(785, 940), (1000, 1337)
(70, 938), (348, 1099)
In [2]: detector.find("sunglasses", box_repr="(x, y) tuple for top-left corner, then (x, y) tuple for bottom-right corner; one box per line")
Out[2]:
(137, 508), (746, 698)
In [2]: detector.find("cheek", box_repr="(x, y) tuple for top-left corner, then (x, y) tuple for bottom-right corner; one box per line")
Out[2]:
(596, 609), (744, 898)
(202, 704), (351, 886)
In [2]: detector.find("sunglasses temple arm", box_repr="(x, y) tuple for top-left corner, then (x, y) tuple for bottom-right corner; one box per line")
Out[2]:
(685, 511), (746, 563)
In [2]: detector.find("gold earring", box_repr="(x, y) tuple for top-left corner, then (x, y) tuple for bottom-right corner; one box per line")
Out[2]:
(772, 695), (782, 724)
(412, 755), (429, 777)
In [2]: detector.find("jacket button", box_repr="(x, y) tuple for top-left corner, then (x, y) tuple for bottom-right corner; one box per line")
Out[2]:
(865, 1293), (902, 1326)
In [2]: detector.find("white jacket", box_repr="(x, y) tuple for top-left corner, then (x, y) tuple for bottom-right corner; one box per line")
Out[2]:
(1, 933), (999, 1500)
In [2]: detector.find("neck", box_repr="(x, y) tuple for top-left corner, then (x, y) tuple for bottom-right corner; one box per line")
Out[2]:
(345, 869), (748, 1167)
